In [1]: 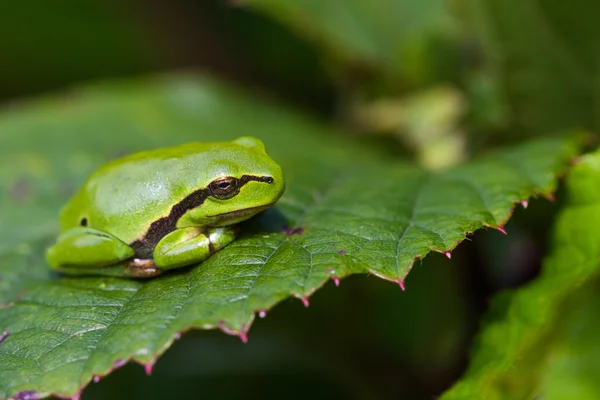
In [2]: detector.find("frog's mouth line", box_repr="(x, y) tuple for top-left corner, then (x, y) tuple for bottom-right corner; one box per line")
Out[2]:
(208, 203), (274, 222)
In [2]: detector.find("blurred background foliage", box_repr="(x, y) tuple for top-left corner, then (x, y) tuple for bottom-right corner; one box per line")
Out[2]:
(0, 0), (597, 399)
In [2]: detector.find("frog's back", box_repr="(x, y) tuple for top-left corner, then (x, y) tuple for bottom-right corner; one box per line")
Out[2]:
(60, 142), (235, 243)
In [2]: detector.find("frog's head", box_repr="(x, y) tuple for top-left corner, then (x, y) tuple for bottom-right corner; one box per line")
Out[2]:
(189, 136), (285, 226)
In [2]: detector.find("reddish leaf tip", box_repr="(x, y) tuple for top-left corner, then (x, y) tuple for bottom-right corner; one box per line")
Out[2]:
(546, 193), (556, 202)
(521, 200), (529, 209)
(14, 391), (39, 400)
(0, 330), (8, 345)
(497, 227), (508, 235)
(327, 267), (341, 286)
(338, 249), (346, 255)
(174, 332), (181, 340)
(444, 251), (451, 260)
(71, 392), (81, 400)
(218, 321), (249, 343)
(398, 280), (406, 291)
(238, 324), (249, 343)
(298, 296), (310, 307)
(258, 309), (267, 318)
(113, 359), (126, 369)
(282, 226), (304, 236)
(93, 375), (100, 383)
(144, 361), (155, 376)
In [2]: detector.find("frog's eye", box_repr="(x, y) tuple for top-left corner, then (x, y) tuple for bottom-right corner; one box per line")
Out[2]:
(209, 176), (240, 199)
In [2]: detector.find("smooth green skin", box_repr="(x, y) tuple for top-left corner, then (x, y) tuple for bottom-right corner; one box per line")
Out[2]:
(46, 137), (285, 278)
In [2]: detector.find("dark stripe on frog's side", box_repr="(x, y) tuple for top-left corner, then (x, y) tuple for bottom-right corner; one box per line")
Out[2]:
(129, 175), (273, 258)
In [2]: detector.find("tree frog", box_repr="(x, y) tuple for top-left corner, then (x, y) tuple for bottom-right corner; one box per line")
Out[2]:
(46, 137), (285, 278)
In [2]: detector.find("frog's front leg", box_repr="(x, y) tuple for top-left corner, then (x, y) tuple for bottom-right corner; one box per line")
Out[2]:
(153, 226), (238, 270)
(46, 227), (136, 276)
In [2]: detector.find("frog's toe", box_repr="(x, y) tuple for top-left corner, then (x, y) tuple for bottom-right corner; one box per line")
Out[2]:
(125, 259), (164, 278)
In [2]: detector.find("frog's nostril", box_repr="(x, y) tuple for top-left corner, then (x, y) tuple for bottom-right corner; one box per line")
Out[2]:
(80, 218), (88, 227)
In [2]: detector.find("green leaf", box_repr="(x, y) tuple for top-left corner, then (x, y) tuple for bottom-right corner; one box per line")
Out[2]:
(241, 0), (456, 86)
(441, 150), (600, 399)
(0, 74), (578, 399)
(538, 280), (600, 400)
(458, 0), (600, 135)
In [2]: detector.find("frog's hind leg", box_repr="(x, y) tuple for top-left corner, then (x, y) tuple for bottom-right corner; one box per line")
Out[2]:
(153, 226), (237, 270)
(52, 260), (164, 279)
(46, 227), (136, 275)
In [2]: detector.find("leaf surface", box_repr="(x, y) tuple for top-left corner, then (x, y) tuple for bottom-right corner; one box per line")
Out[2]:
(0, 74), (579, 399)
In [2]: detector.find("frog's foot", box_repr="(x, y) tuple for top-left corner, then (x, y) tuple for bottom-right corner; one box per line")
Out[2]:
(153, 226), (237, 270)
(46, 227), (135, 275)
(125, 258), (163, 278)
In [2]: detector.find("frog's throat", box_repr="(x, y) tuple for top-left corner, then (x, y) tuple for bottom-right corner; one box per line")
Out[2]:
(206, 203), (274, 225)
(129, 174), (274, 259)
